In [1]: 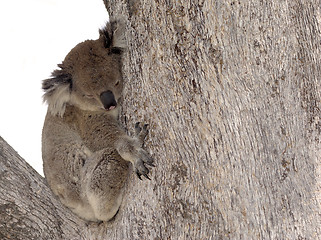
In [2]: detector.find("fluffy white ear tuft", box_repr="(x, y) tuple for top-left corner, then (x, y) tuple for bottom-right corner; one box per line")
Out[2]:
(42, 69), (72, 117)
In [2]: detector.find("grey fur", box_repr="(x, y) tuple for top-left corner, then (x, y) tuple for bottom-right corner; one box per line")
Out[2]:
(42, 20), (154, 222)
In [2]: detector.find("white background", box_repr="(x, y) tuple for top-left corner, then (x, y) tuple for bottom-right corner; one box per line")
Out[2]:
(0, 0), (108, 175)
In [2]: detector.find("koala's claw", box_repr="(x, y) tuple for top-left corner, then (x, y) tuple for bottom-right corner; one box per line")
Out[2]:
(136, 171), (151, 181)
(136, 172), (143, 180)
(135, 159), (150, 180)
(135, 122), (141, 132)
(144, 173), (151, 180)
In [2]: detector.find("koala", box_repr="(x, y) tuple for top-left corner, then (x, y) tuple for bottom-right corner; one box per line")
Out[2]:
(41, 19), (154, 222)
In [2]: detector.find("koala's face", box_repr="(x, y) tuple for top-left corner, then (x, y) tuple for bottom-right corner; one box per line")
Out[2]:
(43, 21), (126, 117)
(65, 39), (123, 113)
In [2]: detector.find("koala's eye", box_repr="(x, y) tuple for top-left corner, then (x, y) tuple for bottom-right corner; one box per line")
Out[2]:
(85, 94), (94, 99)
(115, 81), (120, 87)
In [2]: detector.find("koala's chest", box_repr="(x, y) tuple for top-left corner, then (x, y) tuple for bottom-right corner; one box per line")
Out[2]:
(65, 110), (122, 152)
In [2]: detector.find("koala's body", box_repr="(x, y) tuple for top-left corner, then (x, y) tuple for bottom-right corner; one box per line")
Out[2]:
(42, 20), (153, 222)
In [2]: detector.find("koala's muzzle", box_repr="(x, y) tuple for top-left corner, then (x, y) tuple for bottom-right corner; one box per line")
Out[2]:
(100, 90), (117, 110)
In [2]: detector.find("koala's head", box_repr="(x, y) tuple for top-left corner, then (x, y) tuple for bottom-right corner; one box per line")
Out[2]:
(43, 20), (126, 117)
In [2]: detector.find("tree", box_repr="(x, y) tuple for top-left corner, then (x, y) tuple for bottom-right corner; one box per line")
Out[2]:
(1, 0), (320, 239)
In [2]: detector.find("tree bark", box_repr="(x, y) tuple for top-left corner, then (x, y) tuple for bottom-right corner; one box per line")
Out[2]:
(1, 0), (320, 239)
(104, 0), (321, 239)
(0, 137), (86, 239)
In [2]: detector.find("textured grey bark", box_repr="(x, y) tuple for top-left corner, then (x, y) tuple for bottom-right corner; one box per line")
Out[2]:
(104, 0), (321, 239)
(1, 0), (320, 239)
(0, 137), (87, 240)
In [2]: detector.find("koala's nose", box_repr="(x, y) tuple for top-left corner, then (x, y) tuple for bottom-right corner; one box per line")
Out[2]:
(100, 90), (117, 111)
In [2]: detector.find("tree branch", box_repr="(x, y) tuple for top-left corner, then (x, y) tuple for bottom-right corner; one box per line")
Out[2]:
(0, 137), (86, 240)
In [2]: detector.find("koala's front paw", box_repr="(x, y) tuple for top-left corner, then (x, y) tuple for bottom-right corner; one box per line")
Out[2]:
(116, 123), (154, 180)
(135, 122), (149, 145)
(134, 122), (154, 180)
(134, 149), (154, 180)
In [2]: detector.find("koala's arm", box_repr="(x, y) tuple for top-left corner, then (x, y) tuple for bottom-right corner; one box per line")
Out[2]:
(115, 123), (154, 179)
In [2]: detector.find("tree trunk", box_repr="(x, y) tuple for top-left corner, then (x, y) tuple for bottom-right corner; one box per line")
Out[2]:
(1, 0), (320, 239)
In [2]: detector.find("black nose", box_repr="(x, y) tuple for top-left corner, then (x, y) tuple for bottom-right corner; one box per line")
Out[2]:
(100, 90), (117, 110)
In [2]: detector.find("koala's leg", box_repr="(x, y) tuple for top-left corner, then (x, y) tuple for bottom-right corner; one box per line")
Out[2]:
(115, 123), (154, 180)
(82, 150), (129, 222)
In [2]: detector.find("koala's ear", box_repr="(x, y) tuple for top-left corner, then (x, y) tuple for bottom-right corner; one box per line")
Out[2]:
(99, 18), (127, 54)
(42, 66), (72, 117)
